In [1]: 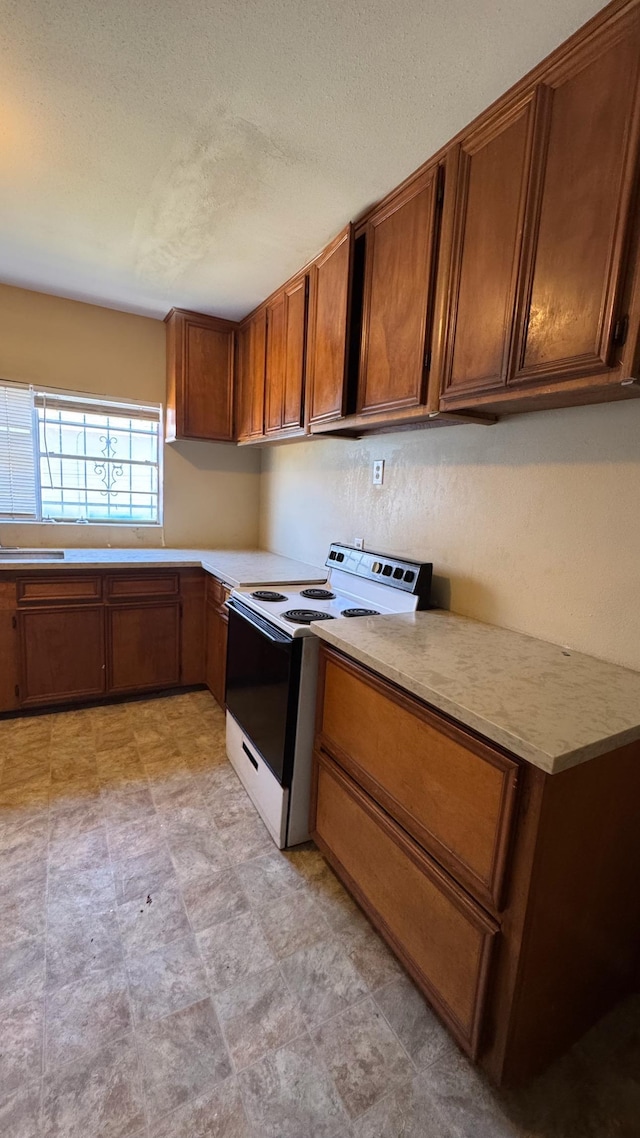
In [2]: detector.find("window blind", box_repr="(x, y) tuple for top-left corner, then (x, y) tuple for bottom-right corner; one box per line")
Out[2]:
(0, 383), (38, 519)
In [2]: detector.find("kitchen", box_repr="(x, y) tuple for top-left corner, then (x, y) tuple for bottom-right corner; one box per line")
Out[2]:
(1, 0), (637, 1133)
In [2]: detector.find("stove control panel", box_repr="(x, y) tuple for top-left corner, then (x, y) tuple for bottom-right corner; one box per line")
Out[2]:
(326, 543), (432, 603)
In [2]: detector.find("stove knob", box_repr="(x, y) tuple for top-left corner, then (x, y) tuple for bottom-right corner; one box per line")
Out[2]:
(372, 561), (382, 573)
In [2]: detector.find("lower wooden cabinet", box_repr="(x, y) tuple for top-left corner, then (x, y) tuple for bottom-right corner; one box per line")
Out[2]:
(0, 568), (208, 713)
(312, 644), (640, 1086)
(205, 577), (229, 707)
(18, 606), (106, 706)
(107, 602), (181, 693)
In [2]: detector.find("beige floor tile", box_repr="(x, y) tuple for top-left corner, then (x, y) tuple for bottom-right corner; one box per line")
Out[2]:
(0, 1081), (42, 1138)
(152, 1078), (252, 1138)
(280, 937), (369, 1028)
(137, 997), (231, 1122)
(126, 934), (209, 1025)
(0, 858), (48, 947)
(112, 843), (177, 905)
(42, 1033), (145, 1138)
(180, 866), (250, 933)
(256, 889), (329, 959)
(46, 907), (125, 994)
(215, 964), (305, 1071)
(45, 967), (131, 1069)
(198, 910), (275, 992)
(0, 999), (44, 1098)
(238, 1032), (348, 1138)
(374, 975), (454, 1069)
(236, 852), (304, 908)
(117, 881), (191, 957)
(311, 997), (415, 1119)
(0, 936), (46, 1014)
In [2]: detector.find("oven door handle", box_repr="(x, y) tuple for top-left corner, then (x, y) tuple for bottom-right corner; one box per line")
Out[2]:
(226, 597), (293, 644)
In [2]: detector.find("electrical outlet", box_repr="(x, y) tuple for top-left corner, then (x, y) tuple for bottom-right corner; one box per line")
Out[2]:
(354, 537), (364, 550)
(372, 459), (385, 486)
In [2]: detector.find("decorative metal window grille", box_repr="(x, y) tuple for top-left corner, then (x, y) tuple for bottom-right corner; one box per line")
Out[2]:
(0, 383), (163, 525)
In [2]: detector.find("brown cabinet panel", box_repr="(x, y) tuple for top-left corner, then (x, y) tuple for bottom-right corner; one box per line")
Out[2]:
(312, 752), (497, 1055)
(265, 275), (308, 435)
(17, 574), (102, 604)
(180, 570), (206, 686)
(282, 276), (307, 430)
(106, 573), (179, 600)
(440, 94), (538, 396)
(237, 309), (267, 442)
(18, 606), (105, 706)
(359, 166), (441, 414)
(0, 580), (20, 711)
(317, 650), (519, 909)
(514, 24), (640, 384)
(107, 603), (180, 693)
(165, 308), (235, 442)
(265, 292), (287, 433)
(307, 225), (354, 425)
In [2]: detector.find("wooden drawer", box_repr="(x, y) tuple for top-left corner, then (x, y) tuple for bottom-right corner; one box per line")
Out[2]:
(311, 752), (498, 1055)
(105, 573), (179, 600)
(16, 574), (102, 605)
(317, 650), (519, 910)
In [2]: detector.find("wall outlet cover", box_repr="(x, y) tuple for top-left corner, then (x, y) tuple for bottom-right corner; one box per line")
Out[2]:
(373, 459), (385, 485)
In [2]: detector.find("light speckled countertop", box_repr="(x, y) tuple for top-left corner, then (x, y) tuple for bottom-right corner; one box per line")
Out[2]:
(311, 610), (640, 774)
(0, 548), (324, 589)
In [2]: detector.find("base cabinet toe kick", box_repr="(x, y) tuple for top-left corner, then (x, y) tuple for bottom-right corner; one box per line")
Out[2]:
(310, 645), (640, 1086)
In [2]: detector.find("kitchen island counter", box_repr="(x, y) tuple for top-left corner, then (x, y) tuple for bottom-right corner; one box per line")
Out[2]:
(310, 609), (640, 774)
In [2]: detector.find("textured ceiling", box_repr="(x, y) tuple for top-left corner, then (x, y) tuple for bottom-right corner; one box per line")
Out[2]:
(1, 0), (604, 320)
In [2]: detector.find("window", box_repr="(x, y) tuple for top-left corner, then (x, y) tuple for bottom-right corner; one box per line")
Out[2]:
(0, 383), (162, 525)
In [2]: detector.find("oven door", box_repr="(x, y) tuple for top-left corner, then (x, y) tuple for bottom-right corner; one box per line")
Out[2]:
(225, 599), (302, 787)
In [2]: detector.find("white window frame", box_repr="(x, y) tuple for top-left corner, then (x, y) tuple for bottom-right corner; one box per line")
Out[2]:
(0, 381), (164, 527)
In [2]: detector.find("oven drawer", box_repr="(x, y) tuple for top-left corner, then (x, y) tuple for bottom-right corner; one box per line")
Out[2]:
(311, 751), (498, 1056)
(317, 650), (519, 910)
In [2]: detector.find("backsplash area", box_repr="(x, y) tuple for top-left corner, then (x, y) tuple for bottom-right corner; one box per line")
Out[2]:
(259, 398), (640, 672)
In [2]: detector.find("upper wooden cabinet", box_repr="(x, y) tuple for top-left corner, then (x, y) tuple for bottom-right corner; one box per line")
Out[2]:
(236, 307), (267, 443)
(359, 165), (442, 416)
(306, 224), (356, 425)
(165, 308), (236, 442)
(438, 4), (640, 413)
(264, 272), (308, 437)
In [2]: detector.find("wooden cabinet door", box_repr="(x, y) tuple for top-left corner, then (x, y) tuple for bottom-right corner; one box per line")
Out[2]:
(18, 606), (105, 706)
(107, 602), (180, 693)
(165, 309), (235, 442)
(265, 275), (308, 434)
(205, 601), (228, 707)
(358, 165), (442, 415)
(237, 310), (267, 442)
(307, 225), (354, 425)
(512, 18), (640, 387)
(265, 291), (286, 433)
(438, 92), (539, 399)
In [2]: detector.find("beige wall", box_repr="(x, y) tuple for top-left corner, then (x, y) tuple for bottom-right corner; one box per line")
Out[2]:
(259, 400), (640, 671)
(0, 284), (260, 548)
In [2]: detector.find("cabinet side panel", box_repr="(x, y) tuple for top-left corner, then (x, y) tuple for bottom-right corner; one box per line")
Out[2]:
(499, 742), (640, 1083)
(180, 570), (206, 686)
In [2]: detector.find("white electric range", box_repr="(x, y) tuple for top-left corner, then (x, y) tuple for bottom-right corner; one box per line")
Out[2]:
(224, 543), (433, 847)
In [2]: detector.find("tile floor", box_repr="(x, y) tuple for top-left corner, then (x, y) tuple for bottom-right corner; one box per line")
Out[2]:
(0, 690), (639, 1138)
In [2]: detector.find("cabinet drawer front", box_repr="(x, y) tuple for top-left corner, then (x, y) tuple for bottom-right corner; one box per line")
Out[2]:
(312, 753), (497, 1055)
(318, 652), (519, 909)
(106, 573), (179, 600)
(17, 575), (102, 604)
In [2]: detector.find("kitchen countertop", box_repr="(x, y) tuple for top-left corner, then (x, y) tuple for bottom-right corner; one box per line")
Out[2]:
(311, 609), (640, 774)
(0, 548), (325, 589)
